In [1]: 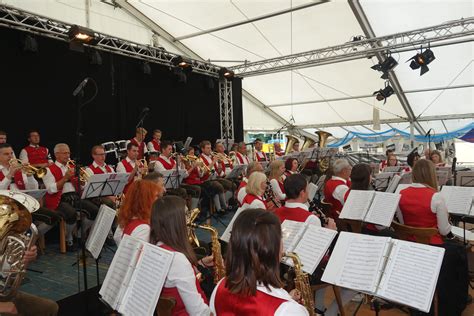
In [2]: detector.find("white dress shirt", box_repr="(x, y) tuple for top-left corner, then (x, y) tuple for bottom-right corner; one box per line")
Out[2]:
(153, 155), (189, 178)
(43, 161), (76, 194)
(270, 178), (286, 201)
(147, 140), (160, 153)
(85, 161), (116, 175)
(210, 279), (308, 316)
(19, 144), (53, 164)
(113, 223), (150, 247)
(157, 241), (210, 316)
(116, 157), (136, 174)
(396, 183), (451, 235)
(0, 165), (38, 190)
(125, 138), (148, 155)
(234, 152), (250, 166)
(331, 176), (350, 205)
(237, 179), (248, 205)
(284, 202), (322, 227)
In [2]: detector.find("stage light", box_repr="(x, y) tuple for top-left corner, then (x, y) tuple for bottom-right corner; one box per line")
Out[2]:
(407, 47), (435, 76)
(89, 50), (102, 65)
(142, 62), (151, 75)
(68, 25), (95, 43)
(219, 68), (234, 80)
(373, 82), (394, 104)
(22, 35), (38, 52)
(172, 55), (192, 69)
(371, 55), (398, 80)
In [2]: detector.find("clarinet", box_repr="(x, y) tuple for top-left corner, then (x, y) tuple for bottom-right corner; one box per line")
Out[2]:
(308, 199), (329, 225)
(264, 180), (281, 209)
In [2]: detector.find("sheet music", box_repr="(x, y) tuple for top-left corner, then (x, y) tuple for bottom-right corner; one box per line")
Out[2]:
(441, 186), (474, 215)
(291, 227), (337, 274)
(281, 220), (305, 253)
(120, 244), (174, 316)
(322, 232), (390, 294)
(365, 192), (401, 227)
(386, 175), (401, 193)
(99, 235), (144, 310)
(220, 207), (246, 243)
(307, 183), (318, 201)
(86, 205), (116, 259)
(339, 190), (374, 221)
(451, 226), (474, 241)
(378, 240), (445, 313)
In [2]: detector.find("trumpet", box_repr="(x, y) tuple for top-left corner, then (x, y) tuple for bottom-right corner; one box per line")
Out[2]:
(211, 152), (233, 165)
(65, 159), (91, 184)
(8, 159), (47, 178)
(138, 159), (148, 177)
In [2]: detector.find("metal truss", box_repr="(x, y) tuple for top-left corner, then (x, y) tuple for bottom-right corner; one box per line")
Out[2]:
(0, 4), (221, 77)
(219, 79), (234, 140)
(230, 17), (474, 77)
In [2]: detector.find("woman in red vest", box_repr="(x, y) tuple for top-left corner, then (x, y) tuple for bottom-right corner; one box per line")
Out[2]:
(268, 160), (286, 203)
(113, 180), (163, 246)
(241, 171), (267, 210)
(210, 208), (307, 315)
(150, 195), (211, 316)
(323, 158), (351, 219)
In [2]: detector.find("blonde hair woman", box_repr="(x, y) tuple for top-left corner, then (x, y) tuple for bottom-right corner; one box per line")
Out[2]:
(241, 171), (267, 210)
(268, 160), (286, 202)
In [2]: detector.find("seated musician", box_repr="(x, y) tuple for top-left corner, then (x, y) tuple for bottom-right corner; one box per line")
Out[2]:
(210, 208), (307, 315)
(241, 171), (267, 210)
(284, 157), (298, 178)
(382, 154), (398, 171)
(323, 159), (352, 219)
(236, 161), (263, 206)
(0, 131), (15, 158)
(116, 142), (145, 194)
(19, 130), (53, 168)
(291, 140), (300, 153)
(274, 174), (336, 229)
(128, 127), (148, 160)
(430, 149), (446, 167)
(404, 151), (420, 173)
(42, 143), (100, 252)
(234, 142), (250, 165)
(213, 142), (236, 207)
(254, 138), (267, 162)
(150, 196), (211, 315)
(379, 148), (394, 171)
(147, 129), (162, 155)
(268, 160), (286, 203)
(274, 142), (284, 157)
(85, 145), (116, 209)
(113, 179), (163, 246)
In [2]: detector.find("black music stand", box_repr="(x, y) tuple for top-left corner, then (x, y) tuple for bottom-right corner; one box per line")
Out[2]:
(161, 169), (186, 190)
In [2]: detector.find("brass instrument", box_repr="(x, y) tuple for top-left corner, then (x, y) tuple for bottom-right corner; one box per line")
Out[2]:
(285, 252), (315, 316)
(211, 152), (232, 165)
(228, 151), (237, 165)
(267, 144), (276, 162)
(0, 194), (38, 301)
(284, 135), (299, 155)
(316, 131), (333, 173)
(301, 136), (316, 151)
(186, 208), (201, 247)
(8, 159), (47, 179)
(138, 159), (148, 177)
(66, 160), (91, 184)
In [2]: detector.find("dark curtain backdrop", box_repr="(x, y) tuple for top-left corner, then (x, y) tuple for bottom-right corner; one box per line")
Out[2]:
(0, 27), (243, 163)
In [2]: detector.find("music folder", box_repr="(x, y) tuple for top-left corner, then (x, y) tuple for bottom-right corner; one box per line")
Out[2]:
(161, 169), (187, 189)
(440, 186), (474, 216)
(86, 204), (116, 259)
(80, 173), (129, 199)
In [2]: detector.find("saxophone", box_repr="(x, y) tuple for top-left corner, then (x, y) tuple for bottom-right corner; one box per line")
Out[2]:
(285, 252), (315, 316)
(0, 194), (38, 301)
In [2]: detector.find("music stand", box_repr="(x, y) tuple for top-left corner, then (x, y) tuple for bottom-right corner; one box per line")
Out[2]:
(436, 170), (449, 186)
(226, 165), (246, 179)
(374, 173), (394, 191)
(456, 171), (474, 187)
(161, 169), (186, 189)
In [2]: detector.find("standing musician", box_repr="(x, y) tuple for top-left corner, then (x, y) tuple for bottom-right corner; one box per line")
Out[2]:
(213, 142), (237, 206)
(323, 159), (351, 219)
(379, 148), (394, 171)
(210, 209), (307, 315)
(274, 142), (284, 157)
(240, 171), (267, 210)
(0, 143), (38, 190)
(254, 138), (267, 162)
(115, 143), (145, 194)
(234, 142), (250, 165)
(236, 161), (263, 207)
(268, 160), (286, 203)
(128, 127), (148, 160)
(284, 157), (298, 178)
(147, 129), (162, 155)
(42, 143), (99, 252)
(0, 131), (15, 158)
(19, 130), (53, 168)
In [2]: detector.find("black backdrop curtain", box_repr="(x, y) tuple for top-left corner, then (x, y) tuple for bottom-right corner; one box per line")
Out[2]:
(0, 27), (243, 163)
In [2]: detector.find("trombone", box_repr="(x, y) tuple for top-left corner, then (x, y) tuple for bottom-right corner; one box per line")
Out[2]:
(9, 159), (47, 178)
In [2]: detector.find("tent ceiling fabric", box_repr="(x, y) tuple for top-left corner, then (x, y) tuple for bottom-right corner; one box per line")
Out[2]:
(4, 0), (472, 139)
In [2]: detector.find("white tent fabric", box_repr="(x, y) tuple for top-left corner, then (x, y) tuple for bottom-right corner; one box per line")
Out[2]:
(5, 0), (473, 138)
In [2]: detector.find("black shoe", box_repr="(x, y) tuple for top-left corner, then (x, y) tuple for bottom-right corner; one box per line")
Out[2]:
(66, 242), (77, 252)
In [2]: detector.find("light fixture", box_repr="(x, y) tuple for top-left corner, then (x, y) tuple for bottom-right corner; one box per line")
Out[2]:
(68, 25), (96, 52)
(373, 82), (394, 104)
(219, 67), (234, 80)
(407, 46), (435, 76)
(371, 55), (398, 80)
(22, 35), (38, 52)
(172, 56), (192, 69)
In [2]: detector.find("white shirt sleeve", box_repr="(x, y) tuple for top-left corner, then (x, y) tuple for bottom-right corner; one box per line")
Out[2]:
(165, 252), (210, 316)
(270, 178), (286, 201)
(116, 161), (126, 174)
(147, 142), (155, 152)
(237, 187), (247, 205)
(431, 192), (452, 236)
(153, 161), (167, 172)
(275, 301), (309, 316)
(130, 224), (150, 243)
(305, 214), (322, 227)
(43, 168), (58, 194)
(24, 174), (39, 190)
(333, 184), (349, 205)
(0, 171), (11, 190)
(47, 149), (53, 164)
(19, 149), (28, 163)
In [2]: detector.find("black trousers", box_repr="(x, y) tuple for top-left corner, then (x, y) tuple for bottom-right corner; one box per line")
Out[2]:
(32, 207), (62, 226)
(56, 192), (99, 224)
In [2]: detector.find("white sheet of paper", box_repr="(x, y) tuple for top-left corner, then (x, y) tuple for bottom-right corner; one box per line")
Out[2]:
(86, 204), (116, 259)
(364, 192), (401, 227)
(386, 175), (401, 193)
(377, 240), (445, 313)
(281, 220), (305, 253)
(307, 182), (319, 201)
(441, 186), (474, 215)
(451, 226), (474, 241)
(339, 190), (374, 221)
(220, 207), (245, 243)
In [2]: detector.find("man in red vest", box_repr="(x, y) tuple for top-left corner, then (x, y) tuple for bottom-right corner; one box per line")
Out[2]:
(128, 127), (148, 160)
(0, 143), (38, 190)
(323, 158), (352, 219)
(19, 130), (52, 168)
(116, 143), (144, 193)
(253, 139), (268, 162)
(43, 143), (100, 252)
(274, 142), (284, 157)
(85, 145), (117, 208)
(147, 129), (162, 155)
(234, 142), (250, 166)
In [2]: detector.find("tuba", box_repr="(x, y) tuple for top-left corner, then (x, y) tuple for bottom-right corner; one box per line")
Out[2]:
(285, 252), (315, 316)
(284, 135), (299, 155)
(0, 192), (38, 301)
(316, 131), (333, 173)
(301, 136), (316, 151)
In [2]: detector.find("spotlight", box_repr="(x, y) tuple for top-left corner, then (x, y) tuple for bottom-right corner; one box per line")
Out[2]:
(89, 50), (102, 65)
(219, 67), (234, 81)
(407, 47), (435, 76)
(22, 35), (38, 52)
(68, 25), (96, 52)
(373, 82), (394, 104)
(371, 55), (398, 80)
(142, 62), (151, 75)
(172, 56), (192, 69)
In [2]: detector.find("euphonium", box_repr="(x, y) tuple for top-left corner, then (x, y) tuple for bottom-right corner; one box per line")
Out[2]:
(284, 135), (299, 155)
(285, 252), (315, 316)
(0, 194), (38, 301)
(8, 159), (47, 179)
(316, 130), (332, 148)
(301, 136), (316, 151)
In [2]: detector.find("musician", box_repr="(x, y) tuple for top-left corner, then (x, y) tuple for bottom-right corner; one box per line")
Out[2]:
(423, 148), (431, 160)
(268, 160), (286, 202)
(150, 196), (211, 315)
(291, 140), (300, 153)
(42, 143), (100, 252)
(323, 159), (351, 219)
(254, 138), (267, 162)
(430, 150), (446, 167)
(18, 130), (52, 168)
(234, 141), (250, 165)
(404, 151), (420, 173)
(116, 142), (145, 194)
(236, 161), (263, 206)
(275, 174), (336, 229)
(284, 157), (298, 178)
(128, 127), (148, 160)
(0, 143), (39, 190)
(210, 208), (307, 315)
(0, 131), (15, 158)
(382, 154), (398, 171)
(274, 142), (284, 157)
(240, 171), (267, 210)
(143, 171), (166, 198)
(213, 142), (236, 206)
(147, 129), (162, 154)
(379, 149), (394, 170)
(113, 180), (163, 246)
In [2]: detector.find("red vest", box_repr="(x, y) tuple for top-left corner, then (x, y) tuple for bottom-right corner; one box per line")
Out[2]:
(44, 163), (78, 210)
(88, 163), (113, 174)
(236, 152), (249, 165)
(255, 151), (267, 162)
(159, 244), (208, 316)
(157, 156), (176, 170)
(120, 159), (134, 194)
(123, 219), (148, 236)
(0, 170), (25, 190)
(214, 279), (287, 316)
(184, 168), (202, 185)
(130, 138), (146, 160)
(23, 146), (49, 165)
(323, 178), (351, 219)
(274, 206), (311, 223)
(399, 186), (442, 244)
(149, 140), (161, 152)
